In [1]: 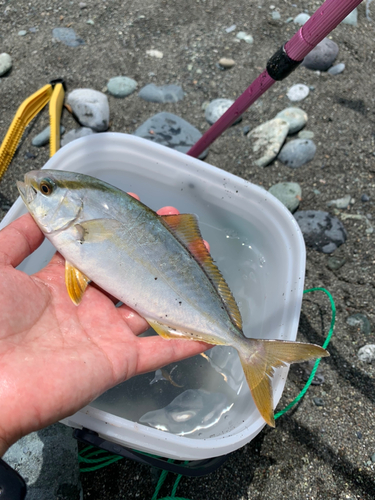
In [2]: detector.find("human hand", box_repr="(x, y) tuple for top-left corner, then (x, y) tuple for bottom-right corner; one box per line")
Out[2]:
(0, 200), (210, 456)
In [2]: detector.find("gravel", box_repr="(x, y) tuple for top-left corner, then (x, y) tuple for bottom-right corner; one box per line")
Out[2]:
(0, 0), (374, 498)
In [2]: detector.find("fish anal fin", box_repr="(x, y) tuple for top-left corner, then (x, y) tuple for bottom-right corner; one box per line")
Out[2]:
(65, 261), (91, 305)
(160, 214), (243, 331)
(146, 319), (188, 340)
(238, 339), (329, 427)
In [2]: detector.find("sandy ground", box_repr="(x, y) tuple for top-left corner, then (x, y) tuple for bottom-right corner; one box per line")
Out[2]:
(1, 1), (374, 499)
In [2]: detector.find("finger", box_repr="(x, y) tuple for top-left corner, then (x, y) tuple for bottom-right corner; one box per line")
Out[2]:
(133, 335), (212, 376)
(0, 214), (44, 267)
(117, 304), (150, 335)
(155, 207), (210, 250)
(127, 192), (140, 201)
(157, 206), (180, 216)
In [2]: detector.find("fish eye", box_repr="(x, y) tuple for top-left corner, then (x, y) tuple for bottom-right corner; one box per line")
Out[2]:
(40, 178), (54, 196)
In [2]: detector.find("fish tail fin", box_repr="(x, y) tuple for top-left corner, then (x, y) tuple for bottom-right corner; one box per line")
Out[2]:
(237, 338), (329, 427)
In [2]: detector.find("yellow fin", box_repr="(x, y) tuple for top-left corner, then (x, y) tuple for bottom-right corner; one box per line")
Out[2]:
(146, 319), (188, 340)
(160, 214), (242, 331)
(74, 219), (123, 243)
(238, 339), (329, 427)
(65, 261), (90, 305)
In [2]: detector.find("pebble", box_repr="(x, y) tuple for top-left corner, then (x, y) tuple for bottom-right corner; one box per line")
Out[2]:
(66, 89), (109, 131)
(146, 49), (163, 59)
(298, 130), (315, 139)
(342, 8), (357, 26)
(236, 31), (254, 44)
(225, 24), (236, 33)
(294, 13), (310, 25)
(313, 397), (324, 407)
(327, 194), (351, 209)
(357, 344), (375, 363)
(275, 107), (307, 134)
(205, 98), (239, 125)
(52, 27), (84, 47)
(272, 11), (281, 20)
(294, 210), (347, 253)
(361, 194), (370, 202)
(138, 83), (184, 103)
(302, 38), (339, 71)
(328, 63), (345, 75)
(107, 76), (137, 97)
(278, 139), (316, 168)
(218, 57), (235, 69)
(32, 125), (65, 147)
(18, 30), (27, 36)
(0, 53), (12, 76)
(79, 2), (87, 8)
(247, 118), (289, 168)
(299, 359), (325, 385)
(268, 182), (301, 213)
(61, 127), (96, 147)
(287, 84), (310, 102)
(133, 111), (208, 159)
(327, 256), (346, 271)
(347, 313), (371, 335)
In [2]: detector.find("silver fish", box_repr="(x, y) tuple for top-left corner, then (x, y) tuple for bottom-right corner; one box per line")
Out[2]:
(17, 170), (329, 426)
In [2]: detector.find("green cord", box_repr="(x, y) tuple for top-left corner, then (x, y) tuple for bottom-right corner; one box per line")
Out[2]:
(79, 287), (335, 500)
(274, 287), (335, 420)
(152, 461), (189, 500)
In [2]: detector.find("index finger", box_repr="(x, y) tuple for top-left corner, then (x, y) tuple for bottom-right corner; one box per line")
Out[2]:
(0, 213), (44, 267)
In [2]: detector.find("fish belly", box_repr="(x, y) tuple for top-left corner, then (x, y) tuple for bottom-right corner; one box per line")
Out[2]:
(52, 215), (237, 345)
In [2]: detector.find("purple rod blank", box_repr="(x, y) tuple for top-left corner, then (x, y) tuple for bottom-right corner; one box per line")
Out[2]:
(187, 0), (362, 159)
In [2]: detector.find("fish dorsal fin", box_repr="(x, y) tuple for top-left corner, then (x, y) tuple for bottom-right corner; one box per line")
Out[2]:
(65, 261), (90, 305)
(160, 214), (243, 331)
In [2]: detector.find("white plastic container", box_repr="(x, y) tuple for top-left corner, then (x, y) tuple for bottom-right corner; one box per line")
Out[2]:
(0, 133), (306, 460)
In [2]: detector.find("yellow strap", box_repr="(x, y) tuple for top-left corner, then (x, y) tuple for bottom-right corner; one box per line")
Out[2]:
(49, 82), (65, 157)
(0, 84), (53, 181)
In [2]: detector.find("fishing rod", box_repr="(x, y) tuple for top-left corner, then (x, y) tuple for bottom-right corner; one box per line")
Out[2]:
(187, 0), (363, 159)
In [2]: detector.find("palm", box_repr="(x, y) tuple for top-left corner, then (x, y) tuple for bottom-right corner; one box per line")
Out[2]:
(0, 213), (207, 452)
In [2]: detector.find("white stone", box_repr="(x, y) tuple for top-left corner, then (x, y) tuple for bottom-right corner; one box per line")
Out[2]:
(247, 118), (289, 168)
(327, 194), (352, 209)
(205, 98), (237, 125)
(357, 344), (375, 363)
(146, 49), (163, 59)
(287, 84), (310, 102)
(0, 53), (12, 76)
(293, 13), (310, 25)
(66, 89), (109, 131)
(61, 127), (96, 147)
(276, 107), (308, 134)
(236, 31), (254, 44)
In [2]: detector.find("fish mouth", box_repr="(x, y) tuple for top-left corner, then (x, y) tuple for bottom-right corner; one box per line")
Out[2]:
(17, 179), (37, 206)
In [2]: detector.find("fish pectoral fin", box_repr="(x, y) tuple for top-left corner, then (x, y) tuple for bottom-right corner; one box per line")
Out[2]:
(65, 261), (91, 305)
(74, 219), (123, 243)
(146, 319), (188, 340)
